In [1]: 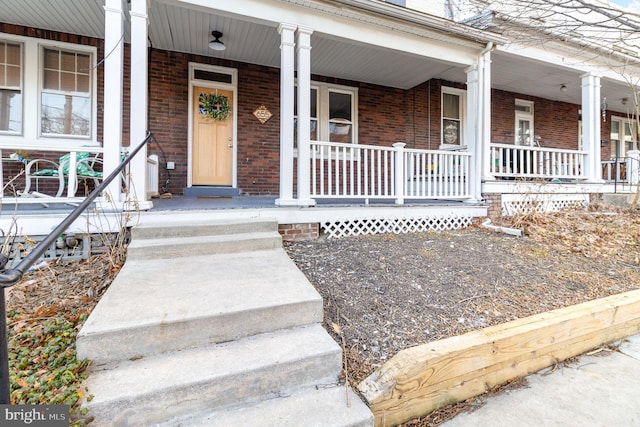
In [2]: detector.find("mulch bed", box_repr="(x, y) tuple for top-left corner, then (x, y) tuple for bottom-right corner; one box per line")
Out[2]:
(284, 205), (640, 425)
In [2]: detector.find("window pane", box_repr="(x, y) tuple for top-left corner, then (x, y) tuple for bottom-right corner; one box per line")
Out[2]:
(193, 69), (232, 84)
(60, 71), (76, 92)
(443, 93), (459, 119)
(77, 53), (90, 72)
(77, 74), (89, 93)
(41, 93), (91, 136)
(330, 123), (351, 143)
(517, 119), (531, 145)
(6, 43), (20, 65)
(6, 65), (20, 87)
(0, 89), (21, 132)
(44, 48), (59, 69)
(329, 91), (351, 121)
(310, 119), (317, 141)
(60, 51), (76, 72)
(43, 69), (59, 90)
(443, 119), (460, 145)
(611, 120), (619, 140)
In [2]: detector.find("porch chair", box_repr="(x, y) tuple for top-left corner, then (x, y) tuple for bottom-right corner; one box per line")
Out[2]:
(23, 152), (103, 198)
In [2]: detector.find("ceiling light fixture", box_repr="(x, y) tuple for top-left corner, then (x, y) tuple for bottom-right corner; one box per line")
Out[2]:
(560, 84), (567, 92)
(622, 97), (629, 105)
(208, 31), (226, 51)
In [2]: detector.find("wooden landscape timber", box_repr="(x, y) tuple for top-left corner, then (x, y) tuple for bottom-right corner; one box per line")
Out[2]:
(357, 289), (640, 427)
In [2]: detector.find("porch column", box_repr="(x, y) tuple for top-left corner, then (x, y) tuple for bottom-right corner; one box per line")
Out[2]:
(129, 0), (152, 210)
(465, 64), (480, 203)
(103, 0), (125, 203)
(275, 23), (297, 206)
(295, 26), (316, 206)
(480, 48), (494, 182)
(581, 73), (604, 182)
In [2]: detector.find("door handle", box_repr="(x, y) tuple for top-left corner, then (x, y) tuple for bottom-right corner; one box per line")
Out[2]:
(227, 144), (233, 148)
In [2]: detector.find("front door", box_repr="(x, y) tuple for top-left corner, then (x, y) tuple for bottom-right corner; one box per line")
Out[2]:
(192, 86), (233, 186)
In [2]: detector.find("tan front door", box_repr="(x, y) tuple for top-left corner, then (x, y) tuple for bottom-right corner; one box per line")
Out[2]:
(192, 86), (233, 185)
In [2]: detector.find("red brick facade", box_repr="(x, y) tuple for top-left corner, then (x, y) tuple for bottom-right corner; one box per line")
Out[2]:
(0, 24), (615, 197)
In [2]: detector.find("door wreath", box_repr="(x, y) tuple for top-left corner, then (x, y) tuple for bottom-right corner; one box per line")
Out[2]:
(199, 92), (230, 121)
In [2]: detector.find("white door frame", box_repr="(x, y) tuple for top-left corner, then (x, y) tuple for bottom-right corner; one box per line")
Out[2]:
(187, 62), (238, 188)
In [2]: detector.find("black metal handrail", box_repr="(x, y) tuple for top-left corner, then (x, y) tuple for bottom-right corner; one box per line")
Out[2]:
(0, 130), (153, 403)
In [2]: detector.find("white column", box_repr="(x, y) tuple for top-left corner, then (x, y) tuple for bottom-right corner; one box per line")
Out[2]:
(103, 0), (125, 204)
(275, 23), (297, 206)
(480, 49), (493, 182)
(581, 73), (604, 182)
(295, 26), (316, 206)
(128, 0), (152, 210)
(465, 64), (480, 203)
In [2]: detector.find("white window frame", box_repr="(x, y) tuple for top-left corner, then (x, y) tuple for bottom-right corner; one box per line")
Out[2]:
(515, 99), (534, 146)
(610, 115), (637, 158)
(296, 81), (358, 145)
(0, 32), (98, 149)
(0, 40), (23, 136)
(441, 86), (465, 149)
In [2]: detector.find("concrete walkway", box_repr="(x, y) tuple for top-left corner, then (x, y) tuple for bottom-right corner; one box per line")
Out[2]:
(441, 334), (640, 427)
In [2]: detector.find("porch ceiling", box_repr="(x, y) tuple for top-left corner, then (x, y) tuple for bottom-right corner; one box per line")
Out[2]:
(0, 0), (631, 100)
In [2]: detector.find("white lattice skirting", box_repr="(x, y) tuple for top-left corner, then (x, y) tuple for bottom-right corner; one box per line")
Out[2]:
(321, 214), (474, 238)
(501, 193), (589, 216)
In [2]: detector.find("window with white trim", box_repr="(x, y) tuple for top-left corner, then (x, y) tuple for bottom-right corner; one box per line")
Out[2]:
(610, 116), (636, 158)
(515, 99), (534, 146)
(41, 47), (92, 137)
(0, 41), (22, 134)
(0, 34), (96, 145)
(441, 87), (465, 147)
(295, 82), (357, 144)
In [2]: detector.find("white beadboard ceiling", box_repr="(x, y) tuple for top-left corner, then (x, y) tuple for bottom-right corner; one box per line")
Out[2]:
(0, 0), (632, 106)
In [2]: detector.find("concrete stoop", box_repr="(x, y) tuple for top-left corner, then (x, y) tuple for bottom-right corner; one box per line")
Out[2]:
(77, 218), (373, 426)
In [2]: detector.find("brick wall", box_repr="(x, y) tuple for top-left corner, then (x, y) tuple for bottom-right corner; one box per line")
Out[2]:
(278, 223), (319, 241)
(482, 193), (502, 219)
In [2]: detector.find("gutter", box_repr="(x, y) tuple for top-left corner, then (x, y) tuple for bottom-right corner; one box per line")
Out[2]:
(280, 0), (507, 47)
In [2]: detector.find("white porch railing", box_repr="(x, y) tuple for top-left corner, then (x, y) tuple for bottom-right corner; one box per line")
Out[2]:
(309, 141), (472, 203)
(490, 143), (587, 180)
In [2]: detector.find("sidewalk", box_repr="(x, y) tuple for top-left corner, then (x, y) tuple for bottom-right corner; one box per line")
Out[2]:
(441, 334), (640, 427)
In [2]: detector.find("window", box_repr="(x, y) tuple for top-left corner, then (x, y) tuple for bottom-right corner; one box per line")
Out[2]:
(610, 117), (636, 158)
(441, 87), (465, 146)
(295, 82), (357, 144)
(0, 41), (22, 134)
(515, 99), (534, 146)
(41, 47), (92, 137)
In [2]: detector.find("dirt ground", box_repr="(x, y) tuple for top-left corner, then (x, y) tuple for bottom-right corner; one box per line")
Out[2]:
(283, 205), (640, 425)
(5, 204), (640, 426)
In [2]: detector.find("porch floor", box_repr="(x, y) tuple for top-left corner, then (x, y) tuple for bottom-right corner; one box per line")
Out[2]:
(147, 195), (470, 211)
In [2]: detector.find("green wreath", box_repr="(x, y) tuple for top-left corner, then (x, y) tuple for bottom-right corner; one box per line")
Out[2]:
(199, 93), (230, 121)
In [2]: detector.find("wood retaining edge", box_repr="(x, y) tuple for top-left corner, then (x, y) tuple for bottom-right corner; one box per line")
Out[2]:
(357, 289), (640, 427)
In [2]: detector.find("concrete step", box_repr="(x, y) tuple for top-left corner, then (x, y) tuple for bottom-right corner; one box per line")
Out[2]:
(77, 248), (323, 365)
(83, 324), (343, 427)
(131, 218), (277, 240)
(126, 230), (282, 260)
(164, 386), (374, 427)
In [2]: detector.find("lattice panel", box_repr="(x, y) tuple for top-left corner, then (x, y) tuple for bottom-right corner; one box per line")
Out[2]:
(321, 214), (473, 238)
(2, 234), (91, 268)
(502, 198), (588, 216)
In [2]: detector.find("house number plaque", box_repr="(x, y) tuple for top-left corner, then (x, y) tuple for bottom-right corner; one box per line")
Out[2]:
(253, 105), (273, 124)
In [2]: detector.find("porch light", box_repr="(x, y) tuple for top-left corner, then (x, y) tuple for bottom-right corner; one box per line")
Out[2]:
(209, 31), (226, 51)
(622, 97), (629, 105)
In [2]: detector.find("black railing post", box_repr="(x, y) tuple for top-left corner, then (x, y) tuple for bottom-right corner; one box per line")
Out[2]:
(0, 289), (9, 404)
(0, 131), (153, 405)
